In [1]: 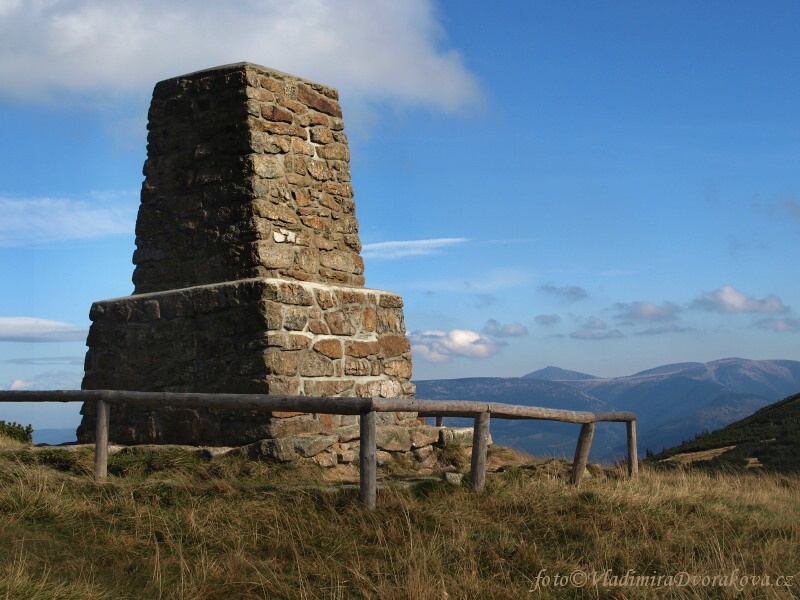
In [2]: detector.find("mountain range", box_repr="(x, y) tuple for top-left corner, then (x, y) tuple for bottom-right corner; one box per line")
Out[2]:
(414, 358), (800, 461)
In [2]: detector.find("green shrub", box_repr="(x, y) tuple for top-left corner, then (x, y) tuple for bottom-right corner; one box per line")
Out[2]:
(0, 420), (33, 444)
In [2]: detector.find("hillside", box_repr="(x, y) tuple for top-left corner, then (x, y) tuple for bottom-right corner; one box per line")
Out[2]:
(417, 358), (800, 460)
(1, 446), (798, 598)
(653, 392), (800, 471)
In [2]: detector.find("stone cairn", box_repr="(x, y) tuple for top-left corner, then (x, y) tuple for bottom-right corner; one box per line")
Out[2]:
(77, 63), (474, 469)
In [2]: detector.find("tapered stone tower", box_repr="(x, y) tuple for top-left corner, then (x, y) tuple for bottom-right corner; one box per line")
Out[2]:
(77, 63), (415, 445)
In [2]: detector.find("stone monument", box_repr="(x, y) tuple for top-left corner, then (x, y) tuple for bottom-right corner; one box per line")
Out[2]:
(77, 63), (417, 447)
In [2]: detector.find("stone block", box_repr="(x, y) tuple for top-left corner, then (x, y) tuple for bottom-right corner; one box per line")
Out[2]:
(291, 434), (337, 458)
(438, 427), (493, 447)
(312, 450), (338, 467)
(375, 426), (412, 452)
(303, 379), (355, 397)
(313, 338), (342, 359)
(439, 427), (473, 446)
(444, 473), (464, 486)
(264, 414), (321, 438)
(384, 359), (412, 379)
(410, 426), (441, 449)
(336, 425), (360, 443)
(413, 445), (435, 462)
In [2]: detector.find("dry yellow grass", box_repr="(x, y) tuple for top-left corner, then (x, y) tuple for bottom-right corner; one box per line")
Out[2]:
(0, 433), (29, 450)
(0, 446), (798, 599)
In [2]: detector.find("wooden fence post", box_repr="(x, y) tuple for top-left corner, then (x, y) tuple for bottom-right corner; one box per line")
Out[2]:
(627, 419), (639, 477)
(435, 416), (444, 427)
(94, 398), (109, 481)
(570, 422), (595, 485)
(470, 412), (490, 492)
(359, 410), (377, 509)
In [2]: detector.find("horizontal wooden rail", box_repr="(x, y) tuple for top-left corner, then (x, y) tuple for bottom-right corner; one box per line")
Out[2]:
(0, 389), (638, 508)
(0, 390), (374, 414)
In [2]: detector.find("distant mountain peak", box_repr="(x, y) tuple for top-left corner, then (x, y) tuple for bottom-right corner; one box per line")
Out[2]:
(523, 366), (598, 381)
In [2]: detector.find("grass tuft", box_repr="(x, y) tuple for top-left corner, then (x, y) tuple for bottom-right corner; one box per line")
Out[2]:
(0, 448), (798, 598)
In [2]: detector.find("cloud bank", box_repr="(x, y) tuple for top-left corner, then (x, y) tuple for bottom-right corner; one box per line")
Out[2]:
(0, 195), (135, 246)
(0, 0), (481, 114)
(7, 369), (83, 391)
(482, 319), (528, 338)
(614, 301), (681, 323)
(755, 318), (800, 333)
(539, 284), (588, 304)
(691, 285), (789, 314)
(634, 325), (695, 336)
(570, 316), (623, 341)
(410, 329), (502, 363)
(535, 314), (561, 327)
(361, 238), (468, 260)
(0, 317), (87, 342)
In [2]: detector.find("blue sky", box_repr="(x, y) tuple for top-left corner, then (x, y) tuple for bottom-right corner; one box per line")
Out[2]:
(2, 1), (799, 429)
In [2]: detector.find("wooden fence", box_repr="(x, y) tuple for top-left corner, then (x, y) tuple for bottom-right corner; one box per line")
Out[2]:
(0, 390), (638, 508)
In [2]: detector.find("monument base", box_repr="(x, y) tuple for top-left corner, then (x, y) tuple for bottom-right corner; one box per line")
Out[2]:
(77, 278), (416, 445)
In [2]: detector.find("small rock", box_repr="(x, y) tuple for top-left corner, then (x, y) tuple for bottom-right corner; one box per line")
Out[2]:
(312, 451), (338, 468)
(443, 472), (463, 486)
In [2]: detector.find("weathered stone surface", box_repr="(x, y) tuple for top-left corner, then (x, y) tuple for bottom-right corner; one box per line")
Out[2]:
(413, 445), (435, 462)
(264, 414), (322, 438)
(357, 380), (402, 399)
(312, 450), (338, 467)
(375, 426), (412, 452)
(336, 425), (360, 443)
(78, 63), (416, 447)
(444, 473), (464, 486)
(313, 338), (342, 359)
(346, 340), (378, 358)
(132, 63), (363, 293)
(410, 426), (441, 449)
(384, 359), (413, 379)
(439, 427), (493, 446)
(292, 434), (338, 458)
(237, 433), (337, 462)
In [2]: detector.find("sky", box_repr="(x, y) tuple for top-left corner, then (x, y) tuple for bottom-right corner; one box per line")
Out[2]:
(1, 1), (799, 429)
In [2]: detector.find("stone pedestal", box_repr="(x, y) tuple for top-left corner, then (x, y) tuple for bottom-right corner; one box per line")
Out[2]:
(77, 63), (415, 445)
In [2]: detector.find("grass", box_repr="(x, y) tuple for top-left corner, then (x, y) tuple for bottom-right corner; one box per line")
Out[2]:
(0, 433), (30, 450)
(652, 393), (800, 472)
(0, 446), (798, 599)
(0, 420), (33, 448)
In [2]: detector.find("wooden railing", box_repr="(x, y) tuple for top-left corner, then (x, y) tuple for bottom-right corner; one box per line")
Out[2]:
(0, 390), (638, 508)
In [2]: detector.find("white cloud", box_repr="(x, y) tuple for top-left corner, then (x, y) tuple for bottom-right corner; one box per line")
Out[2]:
(3, 356), (84, 365)
(409, 329), (502, 363)
(569, 317), (623, 340)
(569, 329), (624, 341)
(0, 317), (87, 342)
(691, 285), (789, 314)
(361, 238), (468, 260)
(614, 301), (681, 323)
(535, 314), (561, 327)
(584, 316), (608, 330)
(755, 318), (800, 333)
(539, 284), (588, 304)
(482, 319), (528, 338)
(8, 370), (82, 391)
(634, 325), (695, 336)
(0, 195), (135, 246)
(0, 0), (481, 115)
